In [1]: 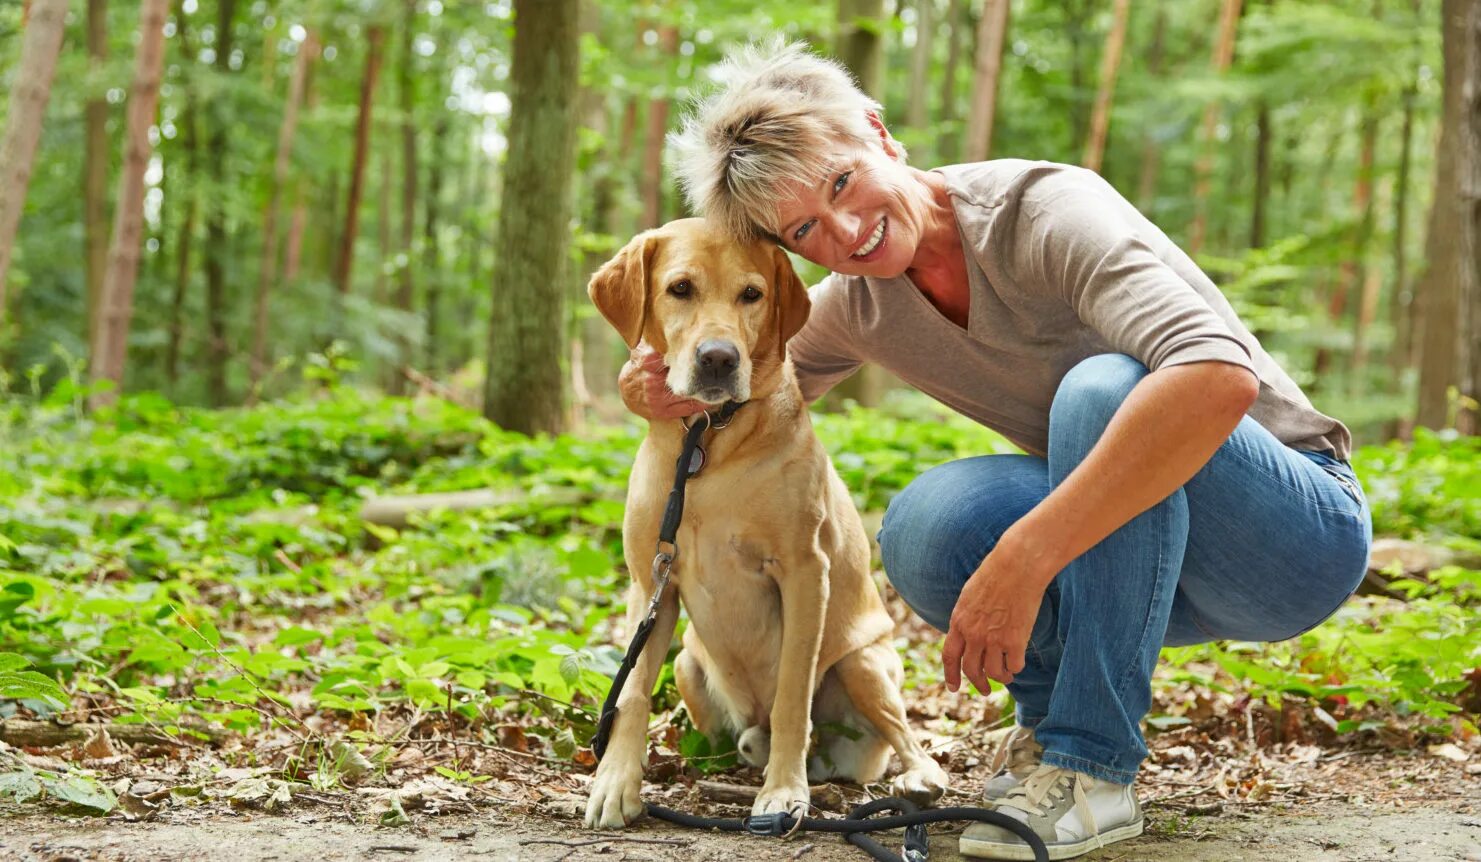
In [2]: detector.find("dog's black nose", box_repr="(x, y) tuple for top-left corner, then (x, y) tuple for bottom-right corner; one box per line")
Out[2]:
(696, 340), (739, 382)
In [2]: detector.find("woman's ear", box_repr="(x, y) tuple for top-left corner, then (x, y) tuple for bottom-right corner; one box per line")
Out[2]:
(865, 110), (905, 161)
(588, 234), (658, 348)
(772, 245), (811, 345)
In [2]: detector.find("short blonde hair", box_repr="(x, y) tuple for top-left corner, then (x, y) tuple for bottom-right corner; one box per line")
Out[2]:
(669, 39), (903, 242)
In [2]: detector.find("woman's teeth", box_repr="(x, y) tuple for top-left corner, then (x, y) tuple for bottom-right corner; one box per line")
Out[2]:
(852, 219), (885, 258)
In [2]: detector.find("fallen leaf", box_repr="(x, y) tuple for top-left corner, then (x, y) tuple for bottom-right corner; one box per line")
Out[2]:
(1428, 743), (1470, 763)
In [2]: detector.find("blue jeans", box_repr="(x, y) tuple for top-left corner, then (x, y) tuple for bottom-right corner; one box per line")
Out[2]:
(878, 354), (1372, 785)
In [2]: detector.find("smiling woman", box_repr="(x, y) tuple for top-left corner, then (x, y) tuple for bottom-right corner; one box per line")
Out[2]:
(610, 37), (1380, 862)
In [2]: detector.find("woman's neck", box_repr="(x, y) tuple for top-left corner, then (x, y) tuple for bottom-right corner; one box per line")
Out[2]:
(904, 168), (970, 326)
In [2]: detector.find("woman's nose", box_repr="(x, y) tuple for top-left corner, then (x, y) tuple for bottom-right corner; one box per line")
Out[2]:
(826, 211), (861, 249)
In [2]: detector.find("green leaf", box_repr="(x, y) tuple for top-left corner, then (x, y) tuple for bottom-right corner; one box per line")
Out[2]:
(40, 774), (117, 813)
(0, 670), (67, 707)
(0, 769), (42, 804)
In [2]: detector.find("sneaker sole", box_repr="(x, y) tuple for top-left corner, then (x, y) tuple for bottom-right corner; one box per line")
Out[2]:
(958, 817), (1144, 860)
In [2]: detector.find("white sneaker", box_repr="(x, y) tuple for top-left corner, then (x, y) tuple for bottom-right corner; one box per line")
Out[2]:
(982, 726), (1042, 799)
(960, 763), (1143, 860)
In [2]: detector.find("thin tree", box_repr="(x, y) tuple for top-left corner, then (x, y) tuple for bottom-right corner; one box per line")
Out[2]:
(251, 29), (319, 387)
(1417, 0), (1480, 431)
(85, 0), (109, 349)
(89, 0), (169, 408)
(335, 26), (388, 294)
(907, 0), (934, 131)
(965, 0), (1010, 161)
(1189, 0), (1244, 256)
(202, 0), (236, 406)
(0, 0), (68, 326)
(165, 0), (197, 388)
(938, 0), (968, 162)
(484, 0), (580, 434)
(390, 2), (419, 394)
(1082, 0), (1132, 173)
(641, 19), (679, 229)
(837, 0), (887, 98)
(1135, 3), (1167, 213)
(1389, 0), (1425, 383)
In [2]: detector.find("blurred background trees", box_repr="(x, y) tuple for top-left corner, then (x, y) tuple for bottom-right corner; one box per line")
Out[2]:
(0, 0), (1476, 441)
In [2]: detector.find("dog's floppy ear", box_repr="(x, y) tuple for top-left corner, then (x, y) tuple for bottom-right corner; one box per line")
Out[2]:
(772, 244), (811, 345)
(588, 233), (658, 348)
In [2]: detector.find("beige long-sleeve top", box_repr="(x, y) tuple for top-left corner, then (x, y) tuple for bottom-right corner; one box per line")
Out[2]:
(790, 160), (1351, 459)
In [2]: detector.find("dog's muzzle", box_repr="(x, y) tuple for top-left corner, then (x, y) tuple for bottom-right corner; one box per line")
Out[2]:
(695, 339), (740, 390)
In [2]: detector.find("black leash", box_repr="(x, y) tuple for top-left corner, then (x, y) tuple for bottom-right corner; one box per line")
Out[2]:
(588, 401), (1050, 862)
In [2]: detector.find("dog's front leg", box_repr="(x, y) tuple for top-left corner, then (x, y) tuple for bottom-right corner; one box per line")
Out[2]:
(754, 550), (829, 819)
(584, 580), (680, 829)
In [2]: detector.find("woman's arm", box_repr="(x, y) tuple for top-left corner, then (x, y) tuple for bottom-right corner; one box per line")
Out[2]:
(942, 359), (1257, 694)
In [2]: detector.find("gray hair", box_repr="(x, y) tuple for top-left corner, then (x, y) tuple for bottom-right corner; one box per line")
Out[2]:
(668, 38), (903, 242)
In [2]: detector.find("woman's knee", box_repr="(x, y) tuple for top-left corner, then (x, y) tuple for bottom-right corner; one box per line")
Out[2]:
(1049, 354), (1149, 462)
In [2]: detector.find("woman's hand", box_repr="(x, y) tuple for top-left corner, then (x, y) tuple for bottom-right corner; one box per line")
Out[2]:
(618, 343), (708, 421)
(942, 545), (1052, 694)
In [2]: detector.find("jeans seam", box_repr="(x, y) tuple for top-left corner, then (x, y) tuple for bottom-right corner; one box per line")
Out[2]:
(1223, 442), (1363, 520)
(1112, 500), (1167, 706)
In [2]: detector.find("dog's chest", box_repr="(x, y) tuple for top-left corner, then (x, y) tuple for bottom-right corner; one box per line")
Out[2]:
(672, 527), (783, 656)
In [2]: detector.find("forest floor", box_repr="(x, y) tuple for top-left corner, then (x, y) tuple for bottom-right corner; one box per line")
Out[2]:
(3, 741), (1477, 862)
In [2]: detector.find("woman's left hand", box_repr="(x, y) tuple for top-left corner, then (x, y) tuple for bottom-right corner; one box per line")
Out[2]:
(942, 547), (1052, 694)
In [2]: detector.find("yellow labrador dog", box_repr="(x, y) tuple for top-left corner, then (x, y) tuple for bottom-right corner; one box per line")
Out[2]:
(583, 218), (949, 830)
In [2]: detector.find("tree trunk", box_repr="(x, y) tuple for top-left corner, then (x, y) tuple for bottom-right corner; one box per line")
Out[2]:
(938, 0), (968, 163)
(202, 0), (236, 406)
(1345, 109), (1382, 386)
(837, 0), (887, 98)
(335, 26), (387, 295)
(0, 0), (68, 326)
(1189, 0), (1244, 256)
(251, 29), (318, 387)
(641, 22), (679, 229)
(483, 0), (580, 434)
(389, 3), (419, 395)
(1416, 0), (1473, 429)
(1082, 0), (1131, 173)
(1456, 0), (1481, 433)
(165, 0), (196, 389)
(965, 0), (1010, 161)
(423, 117), (446, 376)
(1390, 0), (1425, 386)
(85, 0), (110, 351)
(1250, 103), (1271, 247)
(1135, 3), (1167, 213)
(907, 0), (933, 130)
(282, 49), (318, 287)
(88, 0), (169, 409)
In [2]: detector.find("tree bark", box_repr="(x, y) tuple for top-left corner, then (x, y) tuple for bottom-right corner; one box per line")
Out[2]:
(1345, 108), (1382, 386)
(335, 26), (387, 295)
(389, 1), (419, 394)
(1189, 0), (1244, 256)
(423, 117), (447, 376)
(165, 0), (196, 389)
(0, 0), (68, 326)
(1082, 0), (1131, 173)
(202, 0), (236, 406)
(251, 30), (318, 387)
(938, 0), (968, 163)
(641, 22), (679, 229)
(483, 0), (580, 434)
(88, 0), (169, 409)
(965, 0), (1010, 161)
(85, 0), (110, 351)
(907, 0), (933, 131)
(1416, 0), (1473, 429)
(1390, 0), (1425, 387)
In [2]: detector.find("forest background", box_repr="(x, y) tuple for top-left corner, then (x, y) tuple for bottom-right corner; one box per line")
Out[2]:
(0, 0), (1477, 856)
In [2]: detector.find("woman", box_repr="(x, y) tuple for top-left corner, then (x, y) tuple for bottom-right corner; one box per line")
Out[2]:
(620, 41), (1371, 861)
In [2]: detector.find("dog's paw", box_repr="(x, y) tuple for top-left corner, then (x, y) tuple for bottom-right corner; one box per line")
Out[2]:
(737, 726), (771, 768)
(890, 760), (950, 806)
(752, 782), (809, 820)
(584, 761), (644, 829)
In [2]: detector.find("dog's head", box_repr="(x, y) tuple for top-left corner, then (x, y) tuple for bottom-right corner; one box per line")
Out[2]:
(588, 218), (809, 405)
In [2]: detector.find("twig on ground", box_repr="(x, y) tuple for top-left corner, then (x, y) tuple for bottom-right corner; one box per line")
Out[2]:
(518, 837), (692, 849)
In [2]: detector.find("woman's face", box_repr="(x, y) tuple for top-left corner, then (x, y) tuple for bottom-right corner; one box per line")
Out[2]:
(770, 141), (925, 279)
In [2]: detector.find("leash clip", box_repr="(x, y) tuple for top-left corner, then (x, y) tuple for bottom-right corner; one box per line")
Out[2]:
(742, 812), (792, 837)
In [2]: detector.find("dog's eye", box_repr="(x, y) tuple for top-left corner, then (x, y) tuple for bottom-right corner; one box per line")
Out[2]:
(741, 286), (763, 303)
(668, 279), (692, 298)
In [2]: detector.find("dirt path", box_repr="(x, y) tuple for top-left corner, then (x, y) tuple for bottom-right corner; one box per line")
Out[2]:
(4, 799), (1479, 862)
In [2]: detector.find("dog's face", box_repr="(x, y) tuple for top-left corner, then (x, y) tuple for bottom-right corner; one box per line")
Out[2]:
(588, 218), (810, 405)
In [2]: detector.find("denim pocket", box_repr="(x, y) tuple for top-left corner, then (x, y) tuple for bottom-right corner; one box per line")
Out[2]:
(1300, 450), (1365, 508)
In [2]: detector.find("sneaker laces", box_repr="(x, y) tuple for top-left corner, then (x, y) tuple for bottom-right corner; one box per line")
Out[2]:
(988, 727), (1041, 777)
(998, 764), (1099, 838)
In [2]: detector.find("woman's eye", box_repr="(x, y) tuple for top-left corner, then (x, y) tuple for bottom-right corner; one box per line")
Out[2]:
(834, 171), (852, 194)
(741, 286), (763, 303)
(668, 280), (692, 297)
(793, 220), (814, 242)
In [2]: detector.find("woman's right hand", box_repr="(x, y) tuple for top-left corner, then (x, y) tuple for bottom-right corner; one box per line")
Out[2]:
(619, 343), (708, 421)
